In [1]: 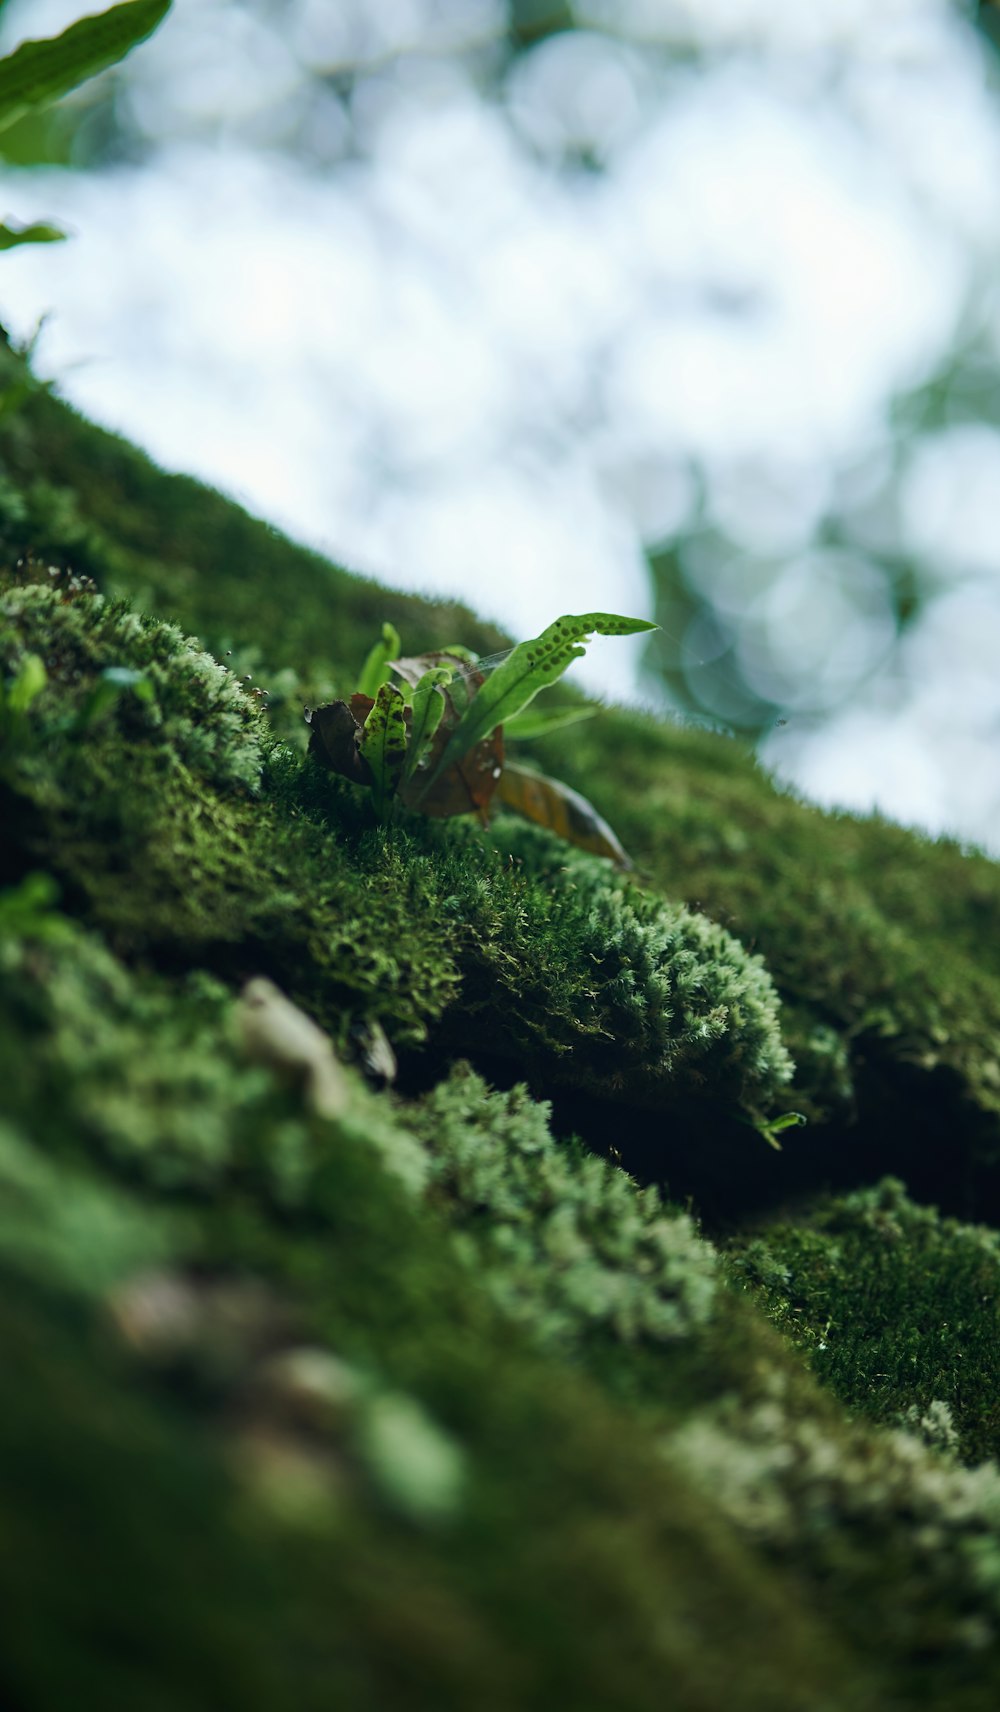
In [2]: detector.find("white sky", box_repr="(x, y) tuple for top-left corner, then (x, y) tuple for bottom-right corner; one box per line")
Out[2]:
(2, 0), (1000, 850)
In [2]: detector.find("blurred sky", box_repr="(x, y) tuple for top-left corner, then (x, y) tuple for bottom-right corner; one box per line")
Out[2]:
(2, 0), (1000, 849)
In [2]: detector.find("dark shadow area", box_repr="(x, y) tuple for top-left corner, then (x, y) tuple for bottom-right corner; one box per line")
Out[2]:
(397, 1035), (1000, 1237)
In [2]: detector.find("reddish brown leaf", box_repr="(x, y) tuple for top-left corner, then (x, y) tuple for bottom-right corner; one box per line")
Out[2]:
(496, 760), (632, 868)
(401, 723), (505, 820)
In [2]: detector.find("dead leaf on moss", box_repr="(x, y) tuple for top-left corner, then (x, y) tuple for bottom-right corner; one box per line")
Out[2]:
(496, 761), (633, 870)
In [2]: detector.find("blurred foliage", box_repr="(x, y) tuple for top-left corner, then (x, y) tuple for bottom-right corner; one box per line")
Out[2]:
(4, 0), (1000, 739)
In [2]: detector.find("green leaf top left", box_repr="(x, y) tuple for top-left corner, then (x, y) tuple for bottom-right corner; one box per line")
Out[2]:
(0, 0), (171, 133)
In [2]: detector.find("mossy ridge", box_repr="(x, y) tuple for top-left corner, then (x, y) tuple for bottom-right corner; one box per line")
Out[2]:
(3, 341), (1000, 1156)
(517, 704), (1000, 1141)
(0, 923), (870, 1712)
(4, 914), (1000, 1707)
(726, 1177), (1000, 1466)
(7, 910), (1000, 1698)
(0, 574), (463, 1047)
(1, 570), (794, 1119)
(664, 1369), (1000, 1706)
(408, 1062), (719, 1350)
(404, 1061), (1000, 1702)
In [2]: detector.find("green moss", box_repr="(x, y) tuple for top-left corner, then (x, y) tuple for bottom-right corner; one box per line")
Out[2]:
(522, 704), (1000, 1151)
(0, 1117), (180, 1296)
(0, 918), (872, 1712)
(4, 336), (1000, 1707)
(0, 910), (430, 1202)
(408, 1062), (718, 1349)
(664, 1364), (1000, 1705)
(726, 1177), (1000, 1465)
(1, 569), (794, 1121)
(5, 340), (1000, 1155)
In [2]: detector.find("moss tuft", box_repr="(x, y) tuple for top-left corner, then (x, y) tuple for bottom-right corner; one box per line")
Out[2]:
(726, 1177), (1000, 1465)
(408, 1062), (719, 1349)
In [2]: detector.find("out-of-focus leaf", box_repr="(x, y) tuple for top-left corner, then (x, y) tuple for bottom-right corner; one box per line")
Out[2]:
(0, 220), (66, 250)
(358, 681), (407, 815)
(0, 873), (74, 942)
(356, 621), (401, 701)
(72, 663), (153, 733)
(0, 0), (171, 134)
(755, 1110), (807, 1152)
(4, 651), (46, 715)
(503, 702), (597, 741)
(496, 761), (632, 869)
(421, 612), (655, 797)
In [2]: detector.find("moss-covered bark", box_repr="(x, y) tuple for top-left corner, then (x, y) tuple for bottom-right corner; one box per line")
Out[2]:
(3, 331), (1000, 1707)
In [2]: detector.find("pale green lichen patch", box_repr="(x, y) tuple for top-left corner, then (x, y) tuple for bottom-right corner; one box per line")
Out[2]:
(665, 1366), (1000, 1697)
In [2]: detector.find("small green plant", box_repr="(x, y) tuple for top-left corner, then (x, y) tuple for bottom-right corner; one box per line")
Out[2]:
(0, 647), (45, 749)
(0, 1), (171, 250)
(70, 662), (155, 734)
(0, 872), (74, 943)
(306, 611), (656, 864)
(751, 1108), (807, 1151)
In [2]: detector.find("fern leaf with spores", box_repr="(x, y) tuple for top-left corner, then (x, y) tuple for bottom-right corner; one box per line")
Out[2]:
(416, 612), (656, 797)
(358, 681), (407, 816)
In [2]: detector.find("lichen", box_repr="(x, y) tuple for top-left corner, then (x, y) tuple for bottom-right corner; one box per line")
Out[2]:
(665, 1366), (1000, 1693)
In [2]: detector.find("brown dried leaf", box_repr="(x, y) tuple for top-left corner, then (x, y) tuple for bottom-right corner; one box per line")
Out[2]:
(400, 722), (505, 820)
(306, 697), (373, 786)
(496, 761), (632, 869)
